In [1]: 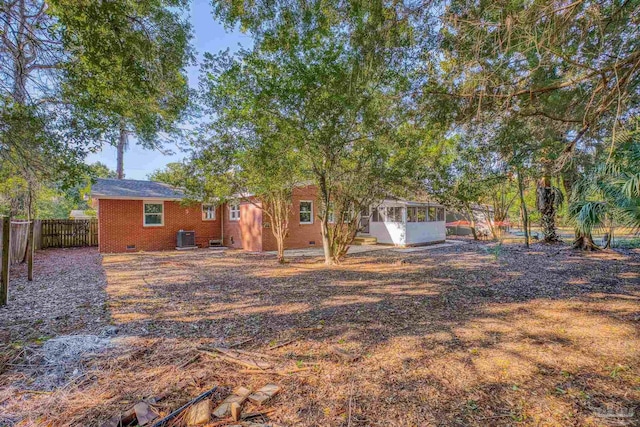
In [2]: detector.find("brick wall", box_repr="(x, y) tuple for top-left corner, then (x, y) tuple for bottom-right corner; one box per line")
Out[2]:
(97, 199), (221, 253)
(262, 185), (323, 251)
(222, 201), (263, 251)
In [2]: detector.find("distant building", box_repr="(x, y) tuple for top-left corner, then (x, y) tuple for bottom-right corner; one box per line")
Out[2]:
(446, 205), (494, 236)
(69, 210), (94, 220)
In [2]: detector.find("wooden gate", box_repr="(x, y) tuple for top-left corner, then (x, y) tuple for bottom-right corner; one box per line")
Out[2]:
(39, 219), (98, 248)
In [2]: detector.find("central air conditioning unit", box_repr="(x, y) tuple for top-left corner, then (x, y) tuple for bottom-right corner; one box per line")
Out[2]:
(176, 230), (196, 249)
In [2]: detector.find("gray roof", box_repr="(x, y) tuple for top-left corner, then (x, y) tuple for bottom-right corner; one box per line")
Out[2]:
(91, 178), (185, 200)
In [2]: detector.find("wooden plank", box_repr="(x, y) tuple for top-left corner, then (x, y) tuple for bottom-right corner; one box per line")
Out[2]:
(230, 402), (241, 421)
(35, 219), (98, 249)
(33, 220), (41, 250)
(185, 400), (211, 426)
(212, 386), (251, 418)
(1, 217), (10, 306)
(247, 384), (281, 406)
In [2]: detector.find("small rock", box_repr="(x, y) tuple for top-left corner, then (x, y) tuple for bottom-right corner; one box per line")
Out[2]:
(102, 326), (120, 337)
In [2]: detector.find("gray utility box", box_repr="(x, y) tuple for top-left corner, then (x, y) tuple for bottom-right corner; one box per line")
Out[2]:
(176, 230), (196, 248)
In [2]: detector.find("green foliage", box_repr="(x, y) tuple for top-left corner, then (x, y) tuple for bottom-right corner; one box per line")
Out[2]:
(435, 0), (639, 149)
(569, 125), (640, 246)
(1, 0), (193, 188)
(0, 160), (114, 219)
(149, 162), (192, 188)
(51, 0), (194, 173)
(197, 2), (432, 263)
(612, 238), (640, 249)
(88, 162), (118, 180)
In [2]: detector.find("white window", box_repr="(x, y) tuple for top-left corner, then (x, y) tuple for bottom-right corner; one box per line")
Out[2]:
(428, 206), (436, 222)
(407, 207), (417, 222)
(229, 203), (240, 221)
(143, 202), (163, 226)
(202, 204), (216, 221)
(299, 201), (313, 224)
(386, 206), (404, 223)
(371, 207), (384, 222)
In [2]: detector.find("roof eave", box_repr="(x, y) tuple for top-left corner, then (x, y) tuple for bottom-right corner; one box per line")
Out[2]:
(92, 195), (185, 201)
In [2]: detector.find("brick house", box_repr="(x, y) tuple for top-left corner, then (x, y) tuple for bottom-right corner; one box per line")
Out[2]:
(91, 178), (446, 253)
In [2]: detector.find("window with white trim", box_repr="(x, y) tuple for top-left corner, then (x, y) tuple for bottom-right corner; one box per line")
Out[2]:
(143, 202), (163, 226)
(386, 206), (404, 223)
(428, 206), (436, 222)
(299, 201), (313, 224)
(407, 207), (417, 222)
(371, 207), (384, 222)
(202, 204), (216, 220)
(229, 203), (240, 221)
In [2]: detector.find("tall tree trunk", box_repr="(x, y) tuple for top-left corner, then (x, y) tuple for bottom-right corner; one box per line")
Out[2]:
(271, 196), (288, 264)
(573, 232), (599, 251)
(321, 218), (333, 265)
(517, 168), (530, 248)
(465, 206), (478, 240)
(12, 0), (29, 105)
(318, 175), (334, 265)
(537, 176), (559, 242)
(117, 120), (127, 179)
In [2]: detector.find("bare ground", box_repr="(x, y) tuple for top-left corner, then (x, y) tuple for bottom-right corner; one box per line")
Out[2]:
(1, 242), (639, 426)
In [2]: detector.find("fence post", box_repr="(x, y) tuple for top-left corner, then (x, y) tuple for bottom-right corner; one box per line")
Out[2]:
(28, 220), (34, 281)
(1, 216), (10, 306)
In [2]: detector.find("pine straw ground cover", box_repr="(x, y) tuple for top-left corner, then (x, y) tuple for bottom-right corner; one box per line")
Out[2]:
(1, 242), (639, 426)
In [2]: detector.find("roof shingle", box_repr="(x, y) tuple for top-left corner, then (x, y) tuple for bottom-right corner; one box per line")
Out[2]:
(91, 178), (185, 200)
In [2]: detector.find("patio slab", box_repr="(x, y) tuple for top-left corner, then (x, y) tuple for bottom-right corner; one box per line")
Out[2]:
(391, 240), (467, 253)
(262, 240), (466, 257)
(263, 244), (389, 257)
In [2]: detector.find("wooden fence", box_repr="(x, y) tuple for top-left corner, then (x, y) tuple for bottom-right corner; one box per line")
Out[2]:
(0, 218), (97, 276)
(38, 219), (98, 249)
(0, 219), (30, 267)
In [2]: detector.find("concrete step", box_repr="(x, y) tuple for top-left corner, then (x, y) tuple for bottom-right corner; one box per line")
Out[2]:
(352, 236), (377, 245)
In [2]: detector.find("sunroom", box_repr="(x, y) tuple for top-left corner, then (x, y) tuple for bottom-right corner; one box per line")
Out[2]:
(360, 200), (447, 246)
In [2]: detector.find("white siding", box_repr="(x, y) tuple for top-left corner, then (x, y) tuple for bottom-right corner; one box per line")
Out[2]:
(369, 220), (406, 245)
(405, 221), (446, 245)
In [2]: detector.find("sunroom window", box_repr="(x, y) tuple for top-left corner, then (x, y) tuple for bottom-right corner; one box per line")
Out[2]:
(428, 206), (436, 222)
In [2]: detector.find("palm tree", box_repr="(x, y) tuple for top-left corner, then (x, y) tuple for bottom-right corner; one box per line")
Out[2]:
(569, 126), (640, 250)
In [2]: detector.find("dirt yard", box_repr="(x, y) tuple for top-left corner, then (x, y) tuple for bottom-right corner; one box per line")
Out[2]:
(1, 241), (639, 426)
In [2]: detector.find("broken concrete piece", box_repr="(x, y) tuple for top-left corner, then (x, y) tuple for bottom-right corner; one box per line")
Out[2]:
(247, 384), (281, 406)
(213, 386), (252, 418)
(134, 402), (157, 426)
(185, 399), (211, 426)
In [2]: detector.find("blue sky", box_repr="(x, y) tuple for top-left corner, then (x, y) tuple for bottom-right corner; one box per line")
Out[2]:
(85, 0), (250, 180)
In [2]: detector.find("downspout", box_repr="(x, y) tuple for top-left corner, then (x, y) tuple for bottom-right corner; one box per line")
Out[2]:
(220, 203), (224, 246)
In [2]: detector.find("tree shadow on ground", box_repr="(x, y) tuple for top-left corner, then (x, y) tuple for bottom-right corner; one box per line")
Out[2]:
(3, 243), (638, 426)
(90, 242), (640, 426)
